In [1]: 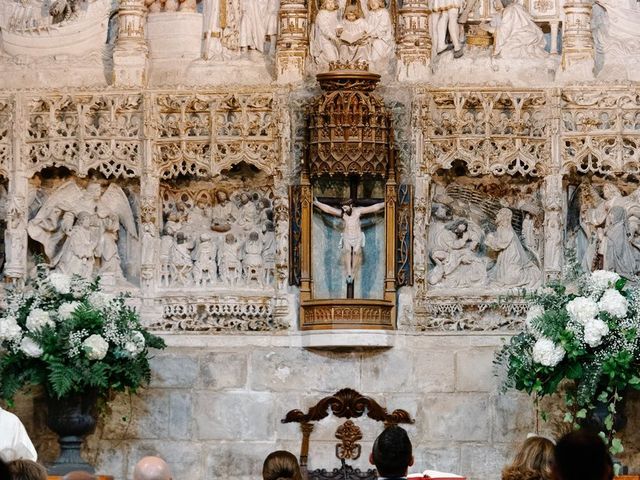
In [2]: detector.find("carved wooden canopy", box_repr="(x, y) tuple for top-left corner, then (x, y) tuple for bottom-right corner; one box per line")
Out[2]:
(305, 68), (393, 179)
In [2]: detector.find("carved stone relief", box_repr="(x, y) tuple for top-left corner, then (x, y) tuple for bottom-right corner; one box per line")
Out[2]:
(26, 175), (140, 286)
(158, 179), (276, 290)
(426, 179), (543, 292)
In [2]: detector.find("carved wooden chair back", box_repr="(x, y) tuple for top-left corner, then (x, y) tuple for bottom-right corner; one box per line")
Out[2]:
(281, 388), (415, 480)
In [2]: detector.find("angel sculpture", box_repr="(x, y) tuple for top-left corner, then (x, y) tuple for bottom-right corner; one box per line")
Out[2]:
(27, 181), (138, 282)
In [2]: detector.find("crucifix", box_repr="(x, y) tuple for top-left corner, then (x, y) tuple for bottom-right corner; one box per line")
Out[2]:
(313, 177), (385, 298)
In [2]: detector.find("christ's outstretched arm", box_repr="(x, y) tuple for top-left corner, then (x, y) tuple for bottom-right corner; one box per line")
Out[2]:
(357, 201), (385, 215)
(313, 197), (342, 217)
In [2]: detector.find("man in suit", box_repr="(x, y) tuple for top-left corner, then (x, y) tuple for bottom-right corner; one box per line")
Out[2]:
(370, 425), (414, 480)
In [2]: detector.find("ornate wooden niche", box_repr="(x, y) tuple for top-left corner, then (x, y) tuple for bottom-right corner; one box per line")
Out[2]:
(298, 64), (397, 330)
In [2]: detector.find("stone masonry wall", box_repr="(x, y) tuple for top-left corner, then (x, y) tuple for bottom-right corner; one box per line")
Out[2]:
(14, 333), (539, 480)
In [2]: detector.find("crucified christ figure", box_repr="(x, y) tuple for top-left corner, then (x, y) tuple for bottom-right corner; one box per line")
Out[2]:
(313, 197), (385, 285)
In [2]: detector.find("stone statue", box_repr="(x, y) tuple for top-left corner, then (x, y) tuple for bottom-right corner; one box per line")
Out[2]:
(193, 233), (217, 285)
(264, 0), (279, 54)
(239, 0), (267, 52)
(27, 181), (138, 281)
(243, 231), (264, 285)
(428, 212), (487, 288)
(485, 208), (541, 288)
(313, 198), (385, 284)
(366, 0), (394, 68)
(593, 0), (640, 67)
(337, 5), (370, 63)
(480, 0), (547, 59)
(310, 0), (341, 66)
(429, 0), (464, 58)
(220, 232), (242, 286)
(170, 231), (195, 285)
(202, 0), (223, 59)
(211, 190), (237, 232)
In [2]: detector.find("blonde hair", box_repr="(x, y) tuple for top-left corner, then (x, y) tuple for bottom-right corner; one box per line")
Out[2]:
(262, 451), (303, 480)
(502, 436), (555, 480)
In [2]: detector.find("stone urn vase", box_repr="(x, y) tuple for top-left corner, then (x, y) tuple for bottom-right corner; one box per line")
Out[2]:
(46, 391), (99, 475)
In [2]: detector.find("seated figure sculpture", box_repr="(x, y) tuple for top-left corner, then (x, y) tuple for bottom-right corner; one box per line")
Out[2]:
(480, 0), (547, 59)
(310, 0), (341, 66)
(366, 0), (394, 68)
(337, 5), (370, 62)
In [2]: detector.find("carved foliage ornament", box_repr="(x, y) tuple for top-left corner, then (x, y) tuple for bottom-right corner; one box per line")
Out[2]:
(419, 90), (550, 177)
(153, 93), (278, 179)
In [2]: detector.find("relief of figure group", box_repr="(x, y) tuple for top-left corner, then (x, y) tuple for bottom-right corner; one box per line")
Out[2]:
(27, 181), (138, 285)
(160, 189), (275, 289)
(426, 184), (542, 291)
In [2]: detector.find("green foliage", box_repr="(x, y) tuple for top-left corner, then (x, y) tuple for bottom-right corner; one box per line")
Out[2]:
(495, 269), (640, 454)
(0, 270), (165, 403)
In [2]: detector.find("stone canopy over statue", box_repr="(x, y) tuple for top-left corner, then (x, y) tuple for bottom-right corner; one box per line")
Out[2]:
(27, 181), (138, 284)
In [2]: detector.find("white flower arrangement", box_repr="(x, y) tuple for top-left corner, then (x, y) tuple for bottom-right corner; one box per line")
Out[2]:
(497, 269), (640, 456)
(0, 266), (165, 402)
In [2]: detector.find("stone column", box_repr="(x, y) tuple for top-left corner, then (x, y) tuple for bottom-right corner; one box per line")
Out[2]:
(112, 0), (148, 87)
(543, 174), (564, 280)
(560, 0), (594, 76)
(140, 93), (158, 300)
(396, 0), (431, 82)
(413, 170), (431, 300)
(275, 0), (308, 83)
(5, 95), (28, 283)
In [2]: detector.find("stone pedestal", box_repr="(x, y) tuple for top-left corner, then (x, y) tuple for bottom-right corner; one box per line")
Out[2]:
(396, 0), (431, 82)
(147, 12), (203, 61)
(112, 0), (148, 86)
(559, 0), (594, 80)
(275, 0), (308, 83)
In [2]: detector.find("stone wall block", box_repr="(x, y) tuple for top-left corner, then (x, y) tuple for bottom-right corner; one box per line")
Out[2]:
(92, 442), (129, 479)
(412, 349), (456, 393)
(455, 347), (499, 392)
(150, 353), (200, 388)
(492, 393), (535, 443)
(204, 442), (274, 478)
(168, 391), (194, 439)
(422, 394), (492, 442)
(360, 349), (417, 393)
(194, 391), (276, 441)
(101, 392), (170, 440)
(458, 444), (512, 480)
(199, 352), (248, 389)
(412, 445), (463, 477)
(249, 348), (360, 392)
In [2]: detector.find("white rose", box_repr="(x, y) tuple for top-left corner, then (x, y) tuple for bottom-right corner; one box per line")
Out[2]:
(123, 341), (140, 356)
(590, 270), (621, 293)
(20, 337), (43, 358)
(0, 316), (22, 342)
(566, 297), (599, 324)
(132, 331), (145, 348)
(532, 337), (566, 367)
(58, 302), (82, 321)
(598, 289), (628, 318)
(83, 334), (109, 360)
(583, 318), (610, 348)
(88, 292), (114, 310)
(525, 305), (545, 332)
(25, 308), (54, 332)
(48, 273), (71, 294)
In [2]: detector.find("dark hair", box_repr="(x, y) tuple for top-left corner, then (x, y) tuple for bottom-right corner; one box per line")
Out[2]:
(0, 458), (10, 480)
(554, 430), (613, 480)
(7, 460), (47, 480)
(262, 451), (302, 480)
(372, 425), (412, 477)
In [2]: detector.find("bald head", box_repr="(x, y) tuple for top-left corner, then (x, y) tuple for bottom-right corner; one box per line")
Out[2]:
(133, 457), (172, 480)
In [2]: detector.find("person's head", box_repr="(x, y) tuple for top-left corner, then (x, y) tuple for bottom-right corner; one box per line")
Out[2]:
(370, 425), (414, 478)
(341, 200), (354, 216)
(262, 450), (302, 480)
(367, 0), (383, 10)
(553, 430), (613, 480)
(216, 190), (228, 203)
(86, 183), (102, 201)
(225, 233), (235, 244)
(133, 456), (172, 480)
(321, 0), (337, 10)
(7, 460), (47, 480)
(344, 5), (359, 20)
(502, 436), (555, 480)
(249, 231), (260, 241)
(496, 208), (513, 227)
(240, 193), (250, 205)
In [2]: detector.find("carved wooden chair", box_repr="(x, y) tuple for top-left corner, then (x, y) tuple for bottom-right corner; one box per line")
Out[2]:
(282, 388), (415, 480)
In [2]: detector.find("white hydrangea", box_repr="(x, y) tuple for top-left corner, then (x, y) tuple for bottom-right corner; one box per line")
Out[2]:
(590, 270), (621, 294)
(83, 334), (109, 360)
(88, 292), (114, 310)
(566, 297), (599, 324)
(58, 302), (82, 321)
(123, 331), (146, 357)
(0, 316), (22, 342)
(583, 318), (610, 347)
(598, 288), (628, 318)
(532, 337), (566, 367)
(25, 308), (54, 332)
(48, 273), (71, 294)
(19, 336), (43, 358)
